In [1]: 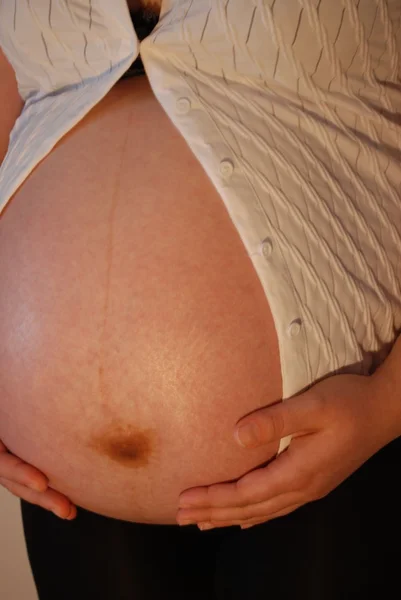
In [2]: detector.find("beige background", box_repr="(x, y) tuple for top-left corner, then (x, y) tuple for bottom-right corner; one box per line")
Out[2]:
(0, 488), (38, 600)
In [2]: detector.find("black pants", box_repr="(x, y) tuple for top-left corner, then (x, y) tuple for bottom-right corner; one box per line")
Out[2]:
(21, 437), (401, 600)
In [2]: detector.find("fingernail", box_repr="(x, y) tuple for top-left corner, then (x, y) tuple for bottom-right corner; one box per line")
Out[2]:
(241, 524), (255, 530)
(177, 519), (195, 526)
(235, 423), (259, 448)
(52, 508), (70, 520)
(198, 523), (215, 531)
(65, 506), (76, 520)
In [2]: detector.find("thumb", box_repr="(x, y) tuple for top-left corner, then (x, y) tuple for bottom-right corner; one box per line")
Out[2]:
(234, 392), (319, 448)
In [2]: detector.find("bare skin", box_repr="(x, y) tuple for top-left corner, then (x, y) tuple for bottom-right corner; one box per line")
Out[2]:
(0, 47), (23, 163)
(0, 74), (283, 524)
(127, 0), (162, 17)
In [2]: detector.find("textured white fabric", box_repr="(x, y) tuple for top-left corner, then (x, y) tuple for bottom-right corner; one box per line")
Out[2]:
(1, 1), (401, 454)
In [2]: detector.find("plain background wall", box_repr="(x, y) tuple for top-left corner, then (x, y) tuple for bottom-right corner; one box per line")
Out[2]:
(0, 488), (38, 600)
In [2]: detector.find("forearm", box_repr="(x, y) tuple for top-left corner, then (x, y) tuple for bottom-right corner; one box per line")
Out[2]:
(0, 47), (23, 165)
(370, 334), (401, 445)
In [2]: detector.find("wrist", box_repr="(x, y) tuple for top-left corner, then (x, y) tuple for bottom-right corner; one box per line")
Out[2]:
(369, 336), (401, 444)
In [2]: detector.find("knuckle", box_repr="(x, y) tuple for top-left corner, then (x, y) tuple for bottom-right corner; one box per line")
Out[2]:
(236, 479), (250, 505)
(265, 409), (286, 441)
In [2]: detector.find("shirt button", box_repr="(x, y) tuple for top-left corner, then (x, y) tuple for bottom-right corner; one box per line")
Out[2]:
(261, 238), (273, 260)
(176, 97), (191, 114)
(287, 319), (302, 338)
(219, 159), (234, 179)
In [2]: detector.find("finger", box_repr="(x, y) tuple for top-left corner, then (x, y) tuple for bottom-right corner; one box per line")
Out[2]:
(0, 449), (49, 492)
(234, 391), (321, 448)
(0, 477), (77, 520)
(197, 502), (302, 530)
(179, 448), (298, 513)
(179, 488), (300, 526)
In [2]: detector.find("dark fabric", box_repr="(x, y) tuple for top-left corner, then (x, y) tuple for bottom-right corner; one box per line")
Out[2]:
(21, 436), (401, 599)
(119, 10), (160, 80)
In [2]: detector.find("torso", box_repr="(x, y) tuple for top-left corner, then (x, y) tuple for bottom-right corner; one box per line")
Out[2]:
(0, 76), (282, 524)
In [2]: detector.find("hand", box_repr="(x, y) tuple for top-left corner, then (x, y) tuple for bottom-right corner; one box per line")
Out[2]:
(0, 440), (77, 520)
(176, 371), (393, 530)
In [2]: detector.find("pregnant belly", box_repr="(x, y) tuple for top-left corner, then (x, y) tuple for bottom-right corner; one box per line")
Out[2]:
(0, 77), (283, 524)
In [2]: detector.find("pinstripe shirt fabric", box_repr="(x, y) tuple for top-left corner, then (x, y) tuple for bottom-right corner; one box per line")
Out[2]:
(1, 1), (401, 453)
